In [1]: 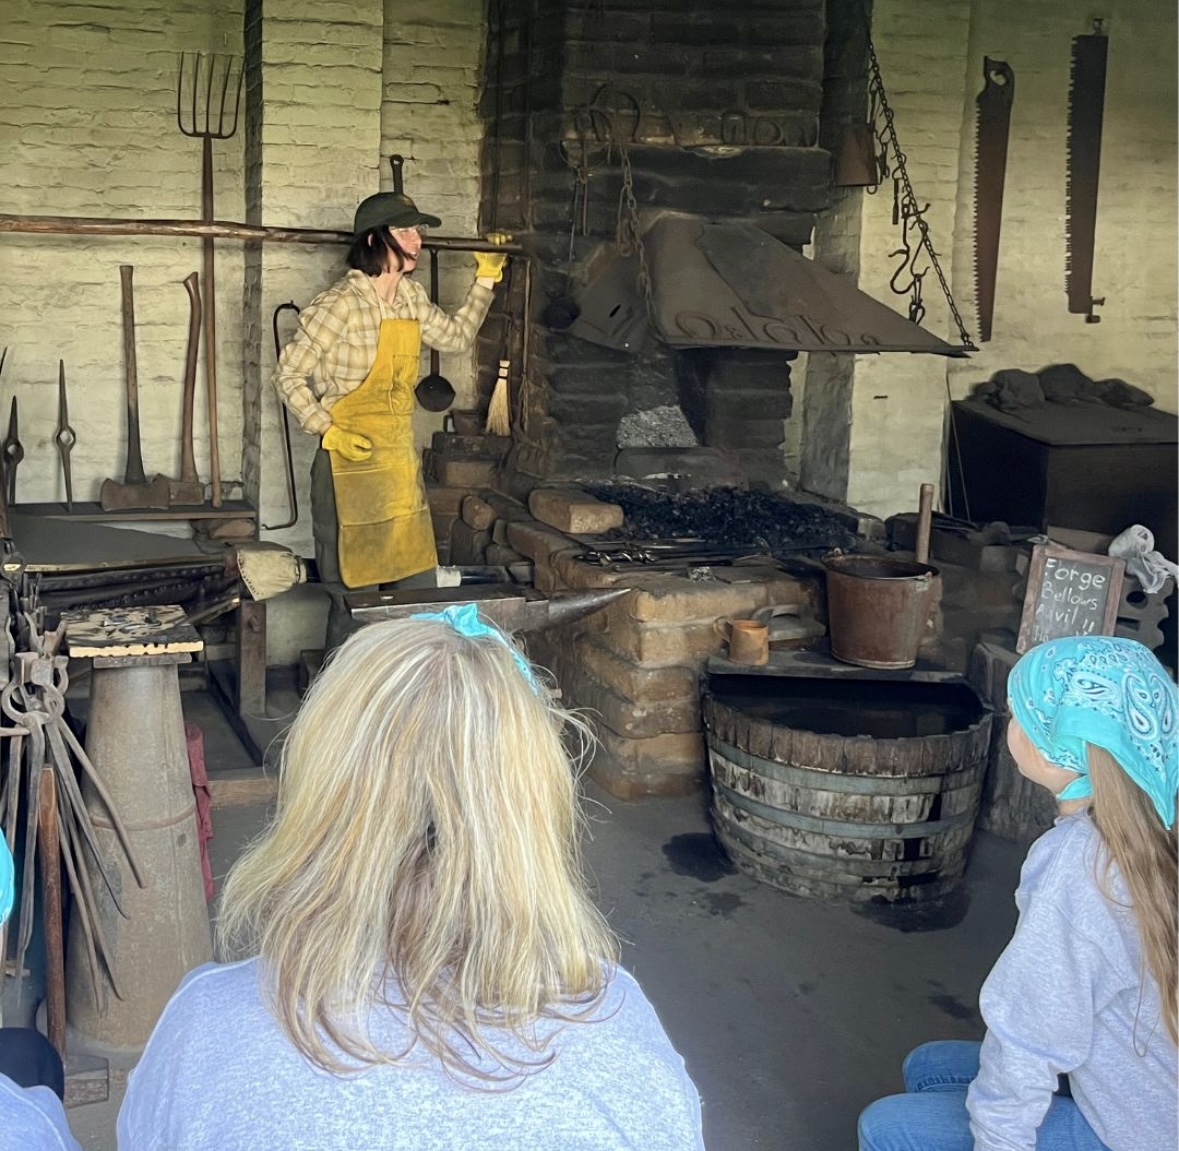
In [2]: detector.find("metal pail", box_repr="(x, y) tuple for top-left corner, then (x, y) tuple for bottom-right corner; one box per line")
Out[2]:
(823, 554), (939, 669)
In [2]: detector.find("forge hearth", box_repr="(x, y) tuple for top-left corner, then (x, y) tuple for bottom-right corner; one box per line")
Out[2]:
(478, 0), (838, 488)
(582, 484), (860, 560)
(507, 483), (867, 798)
(478, 1), (958, 493)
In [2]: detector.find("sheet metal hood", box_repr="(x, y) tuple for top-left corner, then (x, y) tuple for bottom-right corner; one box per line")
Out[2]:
(569, 216), (967, 357)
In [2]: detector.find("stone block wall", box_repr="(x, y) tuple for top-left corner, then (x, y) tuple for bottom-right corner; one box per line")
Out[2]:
(425, 476), (822, 797)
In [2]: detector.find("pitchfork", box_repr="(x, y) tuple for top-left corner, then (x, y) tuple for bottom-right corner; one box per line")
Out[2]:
(176, 52), (243, 510)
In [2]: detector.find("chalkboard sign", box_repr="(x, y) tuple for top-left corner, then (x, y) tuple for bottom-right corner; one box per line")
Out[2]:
(1016, 544), (1126, 654)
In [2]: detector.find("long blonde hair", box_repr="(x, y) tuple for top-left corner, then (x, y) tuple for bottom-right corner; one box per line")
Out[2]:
(1087, 744), (1178, 1046)
(216, 618), (618, 1077)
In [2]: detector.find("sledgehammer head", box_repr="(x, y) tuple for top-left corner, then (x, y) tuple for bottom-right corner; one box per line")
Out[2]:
(167, 478), (205, 507)
(100, 473), (172, 512)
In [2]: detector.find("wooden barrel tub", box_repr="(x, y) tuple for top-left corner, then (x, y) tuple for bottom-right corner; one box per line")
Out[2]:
(704, 674), (993, 903)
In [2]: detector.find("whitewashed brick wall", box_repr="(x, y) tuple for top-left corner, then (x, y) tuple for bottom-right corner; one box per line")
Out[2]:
(1, 1), (246, 512)
(246, 0), (385, 565)
(2, 0), (485, 665)
(380, 0), (487, 471)
(836, 0), (1177, 520)
(251, 0), (486, 571)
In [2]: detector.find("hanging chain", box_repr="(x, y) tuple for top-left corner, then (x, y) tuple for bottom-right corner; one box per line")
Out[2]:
(614, 139), (656, 321)
(865, 24), (976, 351)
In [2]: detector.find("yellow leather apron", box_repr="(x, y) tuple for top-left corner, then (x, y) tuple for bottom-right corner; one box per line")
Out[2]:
(327, 318), (436, 588)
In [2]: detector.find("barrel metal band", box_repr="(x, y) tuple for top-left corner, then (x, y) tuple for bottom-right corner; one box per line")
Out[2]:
(712, 779), (975, 839)
(716, 815), (947, 880)
(708, 734), (949, 795)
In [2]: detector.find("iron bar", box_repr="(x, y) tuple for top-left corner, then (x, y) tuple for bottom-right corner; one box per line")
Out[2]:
(0, 214), (523, 253)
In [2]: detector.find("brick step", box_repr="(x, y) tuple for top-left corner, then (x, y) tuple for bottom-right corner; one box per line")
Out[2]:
(431, 431), (512, 457)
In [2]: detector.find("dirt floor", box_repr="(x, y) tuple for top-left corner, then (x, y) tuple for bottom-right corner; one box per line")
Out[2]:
(64, 678), (1025, 1151)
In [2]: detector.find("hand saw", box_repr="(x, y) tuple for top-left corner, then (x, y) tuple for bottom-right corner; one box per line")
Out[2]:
(1066, 25), (1109, 323)
(974, 57), (1015, 342)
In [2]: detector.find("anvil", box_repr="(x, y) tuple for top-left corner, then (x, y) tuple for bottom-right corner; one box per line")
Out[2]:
(344, 583), (630, 633)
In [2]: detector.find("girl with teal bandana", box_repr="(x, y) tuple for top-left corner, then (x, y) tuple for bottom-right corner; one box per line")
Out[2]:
(860, 636), (1178, 1151)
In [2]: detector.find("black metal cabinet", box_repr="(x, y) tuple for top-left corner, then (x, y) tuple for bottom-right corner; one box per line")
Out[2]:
(948, 399), (1178, 557)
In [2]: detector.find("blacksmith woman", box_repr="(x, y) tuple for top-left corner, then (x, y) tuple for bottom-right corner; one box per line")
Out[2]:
(274, 187), (508, 647)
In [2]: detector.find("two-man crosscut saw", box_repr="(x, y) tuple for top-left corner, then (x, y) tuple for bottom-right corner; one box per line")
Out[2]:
(1066, 24), (1109, 323)
(974, 57), (1015, 343)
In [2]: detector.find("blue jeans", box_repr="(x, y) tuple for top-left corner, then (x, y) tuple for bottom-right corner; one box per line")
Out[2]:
(0, 1028), (64, 1099)
(858, 1041), (1110, 1151)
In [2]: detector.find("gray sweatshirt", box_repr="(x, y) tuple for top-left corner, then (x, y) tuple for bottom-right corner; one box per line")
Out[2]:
(0, 1077), (81, 1150)
(117, 959), (705, 1151)
(968, 813), (1177, 1151)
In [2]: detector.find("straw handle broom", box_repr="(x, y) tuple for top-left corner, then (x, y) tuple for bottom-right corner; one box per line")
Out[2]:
(485, 359), (511, 436)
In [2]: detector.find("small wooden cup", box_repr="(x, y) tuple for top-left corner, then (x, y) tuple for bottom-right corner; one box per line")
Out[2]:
(716, 618), (769, 665)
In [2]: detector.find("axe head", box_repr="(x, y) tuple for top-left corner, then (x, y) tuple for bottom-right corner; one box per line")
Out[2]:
(100, 473), (172, 512)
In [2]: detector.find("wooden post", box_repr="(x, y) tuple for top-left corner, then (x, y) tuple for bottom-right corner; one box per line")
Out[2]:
(916, 483), (935, 566)
(37, 768), (66, 1058)
(236, 600), (267, 719)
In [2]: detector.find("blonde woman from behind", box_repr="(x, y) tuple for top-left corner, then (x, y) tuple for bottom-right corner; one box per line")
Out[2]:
(117, 609), (704, 1150)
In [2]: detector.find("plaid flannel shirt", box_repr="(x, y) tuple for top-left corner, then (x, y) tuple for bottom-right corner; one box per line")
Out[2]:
(273, 269), (494, 435)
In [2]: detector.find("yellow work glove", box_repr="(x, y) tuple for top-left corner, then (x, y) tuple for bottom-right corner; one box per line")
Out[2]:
(474, 232), (511, 283)
(322, 424), (372, 462)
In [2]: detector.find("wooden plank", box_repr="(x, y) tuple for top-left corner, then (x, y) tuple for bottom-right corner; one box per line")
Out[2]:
(63, 1054), (109, 1109)
(236, 601), (267, 720)
(207, 769), (278, 809)
(15, 500), (256, 522)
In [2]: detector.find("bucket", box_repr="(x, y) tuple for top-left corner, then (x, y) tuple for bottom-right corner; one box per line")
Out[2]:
(704, 676), (992, 902)
(823, 554), (938, 670)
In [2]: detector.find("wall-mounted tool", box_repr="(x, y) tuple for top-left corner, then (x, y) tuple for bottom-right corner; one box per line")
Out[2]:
(264, 302), (301, 532)
(169, 272), (205, 507)
(0, 348), (6, 512)
(1066, 22), (1109, 323)
(177, 51), (243, 507)
(54, 361), (76, 511)
(974, 57), (1015, 342)
(2, 397), (23, 507)
(100, 266), (171, 511)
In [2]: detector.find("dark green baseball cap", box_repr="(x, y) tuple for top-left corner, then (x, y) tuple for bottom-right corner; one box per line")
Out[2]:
(353, 192), (441, 236)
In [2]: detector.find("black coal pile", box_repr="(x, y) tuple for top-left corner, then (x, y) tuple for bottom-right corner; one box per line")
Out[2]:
(585, 485), (859, 558)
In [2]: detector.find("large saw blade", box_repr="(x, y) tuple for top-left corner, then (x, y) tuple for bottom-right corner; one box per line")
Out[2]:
(974, 57), (1015, 342)
(1066, 28), (1108, 323)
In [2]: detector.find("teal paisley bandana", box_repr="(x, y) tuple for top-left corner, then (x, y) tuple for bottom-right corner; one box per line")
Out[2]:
(1008, 636), (1178, 828)
(0, 836), (12, 926)
(410, 602), (539, 690)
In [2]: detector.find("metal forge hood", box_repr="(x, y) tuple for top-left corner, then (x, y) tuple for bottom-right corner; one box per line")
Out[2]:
(569, 216), (966, 356)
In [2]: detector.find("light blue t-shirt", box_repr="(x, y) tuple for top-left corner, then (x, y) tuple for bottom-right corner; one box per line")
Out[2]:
(968, 813), (1178, 1151)
(118, 958), (705, 1150)
(0, 1075), (81, 1151)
